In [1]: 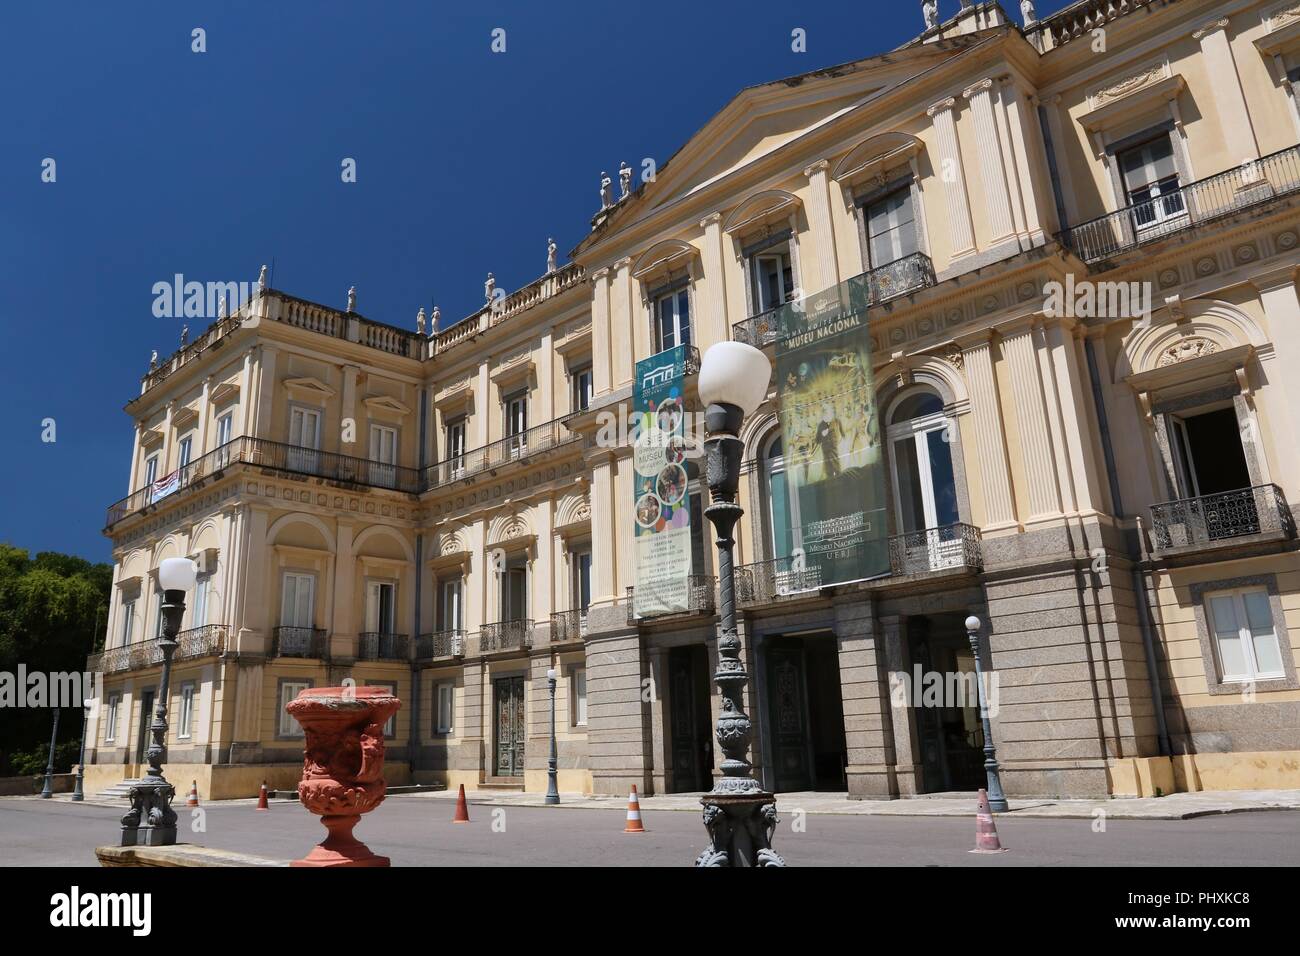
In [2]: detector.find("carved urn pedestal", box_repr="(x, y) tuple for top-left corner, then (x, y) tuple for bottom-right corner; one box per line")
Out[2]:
(285, 686), (400, 868)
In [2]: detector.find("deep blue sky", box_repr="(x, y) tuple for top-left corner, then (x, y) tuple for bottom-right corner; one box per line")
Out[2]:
(0, 0), (1070, 562)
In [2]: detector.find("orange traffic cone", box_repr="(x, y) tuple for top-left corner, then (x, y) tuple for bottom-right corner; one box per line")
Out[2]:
(970, 788), (1006, 853)
(453, 784), (470, 823)
(256, 781), (270, 811)
(186, 781), (200, 807)
(624, 785), (645, 833)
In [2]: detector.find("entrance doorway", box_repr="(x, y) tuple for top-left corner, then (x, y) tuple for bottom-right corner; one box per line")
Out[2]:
(909, 617), (985, 792)
(667, 645), (712, 792)
(1171, 406), (1252, 498)
(764, 634), (847, 792)
(493, 676), (525, 777)
(135, 689), (155, 764)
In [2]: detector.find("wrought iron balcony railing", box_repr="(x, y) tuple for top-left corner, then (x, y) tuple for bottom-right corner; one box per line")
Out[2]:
(550, 609), (588, 643)
(272, 626), (329, 659)
(1065, 146), (1300, 265)
(626, 575), (717, 623)
(479, 619), (534, 653)
(105, 435), (425, 528)
(887, 523), (983, 577)
(1149, 485), (1295, 556)
(424, 417), (581, 489)
(736, 558), (826, 608)
(356, 632), (409, 661)
(87, 624), (229, 673)
(731, 253), (936, 347)
(415, 629), (465, 660)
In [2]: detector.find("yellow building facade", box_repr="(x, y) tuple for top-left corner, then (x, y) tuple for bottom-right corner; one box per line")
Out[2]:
(86, 0), (1300, 800)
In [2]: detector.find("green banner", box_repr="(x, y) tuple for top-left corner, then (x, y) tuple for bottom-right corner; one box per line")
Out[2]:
(774, 301), (889, 589)
(632, 345), (692, 617)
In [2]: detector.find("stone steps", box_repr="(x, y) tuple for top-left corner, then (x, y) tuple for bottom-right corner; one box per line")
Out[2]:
(479, 777), (525, 791)
(95, 780), (141, 800)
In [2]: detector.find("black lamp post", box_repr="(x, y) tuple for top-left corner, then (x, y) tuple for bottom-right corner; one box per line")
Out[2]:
(39, 707), (61, 798)
(965, 614), (1008, 812)
(121, 557), (195, 846)
(72, 699), (88, 801)
(545, 667), (560, 805)
(693, 341), (784, 867)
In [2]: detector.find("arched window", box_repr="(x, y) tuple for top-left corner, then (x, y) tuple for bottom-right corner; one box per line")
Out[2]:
(886, 388), (958, 534)
(761, 430), (797, 560)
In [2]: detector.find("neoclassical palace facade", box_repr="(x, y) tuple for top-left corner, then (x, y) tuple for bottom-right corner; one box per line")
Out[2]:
(86, 0), (1300, 800)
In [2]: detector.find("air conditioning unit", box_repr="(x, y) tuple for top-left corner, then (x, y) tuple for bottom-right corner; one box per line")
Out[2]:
(193, 547), (219, 576)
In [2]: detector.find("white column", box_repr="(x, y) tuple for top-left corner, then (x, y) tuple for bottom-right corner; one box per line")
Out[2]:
(1194, 18), (1259, 161)
(535, 500), (554, 620)
(590, 268), (613, 395)
(341, 365), (359, 452)
(963, 78), (1016, 244)
(1003, 322), (1063, 521)
(253, 346), (277, 439)
(237, 349), (254, 437)
(196, 376), (212, 454)
(612, 259), (636, 388)
(802, 159), (841, 292)
(698, 212), (730, 345)
(475, 360), (490, 448)
(926, 98), (976, 259)
(589, 455), (617, 606)
(127, 422), (144, 492)
(959, 333), (1017, 528)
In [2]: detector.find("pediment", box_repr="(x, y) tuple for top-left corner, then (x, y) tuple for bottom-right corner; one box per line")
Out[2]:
(282, 376), (336, 398)
(361, 394), (412, 416)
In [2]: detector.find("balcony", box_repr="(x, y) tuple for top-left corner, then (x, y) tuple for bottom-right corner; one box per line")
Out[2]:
(736, 558), (825, 608)
(1149, 485), (1295, 558)
(272, 626), (329, 659)
(731, 253), (936, 347)
(415, 630), (465, 661)
(1065, 146), (1300, 265)
(356, 632), (409, 662)
(105, 436), (425, 528)
(550, 609), (588, 644)
(626, 575), (717, 624)
(424, 417), (581, 490)
(887, 523), (983, 577)
(87, 625), (229, 673)
(480, 619), (534, 653)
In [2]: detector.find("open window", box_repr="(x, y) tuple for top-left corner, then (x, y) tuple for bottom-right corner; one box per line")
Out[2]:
(887, 389), (962, 571)
(1118, 133), (1186, 231)
(653, 284), (692, 353)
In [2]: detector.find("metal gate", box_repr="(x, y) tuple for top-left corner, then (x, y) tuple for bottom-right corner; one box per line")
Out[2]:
(493, 676), (526, 776)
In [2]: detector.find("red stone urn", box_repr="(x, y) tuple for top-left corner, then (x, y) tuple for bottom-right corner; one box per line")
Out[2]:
(285, 686), (400, 867)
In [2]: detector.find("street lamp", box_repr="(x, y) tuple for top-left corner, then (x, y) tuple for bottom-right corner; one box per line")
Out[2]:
(693, 341), (784, 867)
(545, 667), (560, 805)
(72, 698), (89, 801)
(120, 557), (195, 846)
(39, 707), (61, 798)
(965, 615), (1008, 812)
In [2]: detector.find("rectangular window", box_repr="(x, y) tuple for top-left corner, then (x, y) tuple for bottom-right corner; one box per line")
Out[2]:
(144, 454), (159, 488)
(120, 598), (136, 647)
(365, 581), (396, 634)
(280, 572), (316, 627)
(439, 577), (463, 632)
(445, 418), (467, 475)
(1119, 135), (1184, 228)
(571, 667), (588, 726)
(504, 391), (528, 458)
(864, 187), (918, 268)
(368, 683), (397, 736)
(750, 245), (794, 314)
(177, 682), (195, 739)
(368, 423), (399, 487)
(177, 433), (194, 469)
(688, 490), (707, 577)
(104, 693), (120, 743)
(192, 576), (209, 628)
(278, 680), (311, 737)
(571, 548), (592, 613)
(436, 682), (454, 734)
(571, 365), (593, 412)
(287, 406), (323, 474)
(654, 287), (691, 352)
(501, 556), (528, 622)
(1206, 588), (1286, 683)
(216, 412), (233, 447)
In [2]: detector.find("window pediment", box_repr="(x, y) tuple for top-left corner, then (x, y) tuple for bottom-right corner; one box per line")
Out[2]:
(362, 394), (411, 417)
(630, 239), (698, 283)
(832, 132), (923, 188)
(172, 406), (199, 430)
(1081, 69), (1186, 134)
(283, 376), (336, 400)
(210, 380), (240, 405)
(722, 189), (801, 236)
(139, 427), (165, 449)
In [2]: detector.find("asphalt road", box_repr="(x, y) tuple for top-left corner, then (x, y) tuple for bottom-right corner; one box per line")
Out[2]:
(3, 795), (1298, 866)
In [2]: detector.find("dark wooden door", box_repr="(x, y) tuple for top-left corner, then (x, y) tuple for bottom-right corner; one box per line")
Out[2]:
(766, 643), (812, 792)
(669, 647), (709, 791)
(493, 676), (525, 776)
(136, 690), (155, 764)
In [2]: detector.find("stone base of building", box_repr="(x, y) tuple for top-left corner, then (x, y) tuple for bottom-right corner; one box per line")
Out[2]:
(1109, 751), (1300, 797)
(82, 762), (411, 801)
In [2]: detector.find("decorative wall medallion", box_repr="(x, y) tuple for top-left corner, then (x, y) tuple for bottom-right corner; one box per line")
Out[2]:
(1159, 268), (1180, 288)
(317, 494), (326, 505)
(1278, 230), (1298, 250)
(980, 294), (1000, 314)
(1157, 336), (1219, 367)
(365, 502), (375, 514)
(1195, 256), (1217, 276)
(918, 317), (933, 335)
(890, 327), (905, 344)
(381, 504), (391, 517)
(1017, 281), (1037, 301)
(1235, 244), (1258, 264)
(947, 308), (963, 326)
(334, 496), (343, 507)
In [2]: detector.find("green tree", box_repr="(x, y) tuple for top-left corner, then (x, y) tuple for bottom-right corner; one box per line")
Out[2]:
(0, 544), (111, 776)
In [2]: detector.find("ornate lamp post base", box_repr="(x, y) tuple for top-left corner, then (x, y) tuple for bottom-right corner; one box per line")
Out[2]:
(120, 782), (178, 847)
(697, 792), (785, 867)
